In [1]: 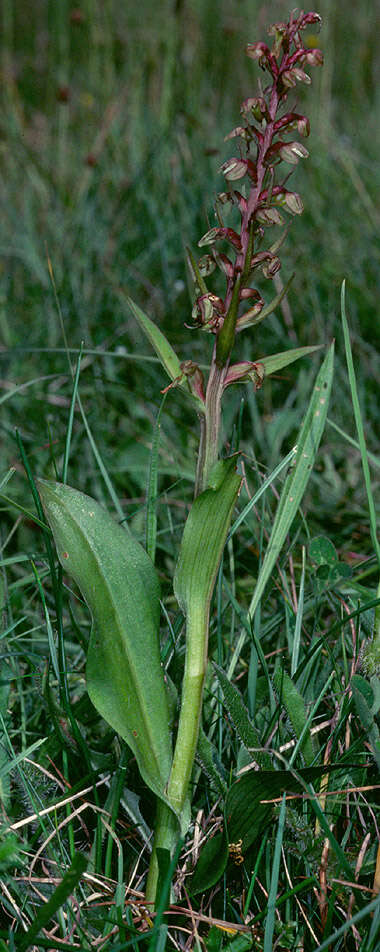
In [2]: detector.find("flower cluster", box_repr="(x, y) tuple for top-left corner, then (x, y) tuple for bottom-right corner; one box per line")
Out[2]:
(189, 10), (323, 372)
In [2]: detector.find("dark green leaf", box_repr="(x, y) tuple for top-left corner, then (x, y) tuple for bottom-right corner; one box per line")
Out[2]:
(309, 535), (338, 566)
(37, 480), (174, 809)
(190, 827), (229, 895)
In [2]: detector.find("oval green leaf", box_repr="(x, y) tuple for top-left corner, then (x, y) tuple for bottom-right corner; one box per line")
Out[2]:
(37, 479), (173, 806)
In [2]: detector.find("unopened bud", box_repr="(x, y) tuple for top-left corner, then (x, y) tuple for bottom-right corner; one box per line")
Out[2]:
(296, 115), (310, 137)
(256, 207), (284, 226)
(219, 158), (248, 181)
(279, 141), (309, 165)
(304, 48), (323, 67)
(246, 41), (270, 62)
(282, 67), (311, 87)
(282, 190), (304, 215)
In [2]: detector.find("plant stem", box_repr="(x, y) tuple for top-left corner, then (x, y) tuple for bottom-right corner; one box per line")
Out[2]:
(195, 352), (227, 495)
(145, 601), (208, 906)
(167, 600), (208, 816)
(145, 798), (179, 906)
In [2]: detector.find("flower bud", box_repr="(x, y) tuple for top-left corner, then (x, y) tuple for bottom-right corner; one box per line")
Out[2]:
(198, 227), (242, 250)
(219, 158), (248, 181)
(279, 141), (309, 165)
(256, 207), (284, 226)
(296, 115), (310, 137)
(282, 67), (311, 87)
(304, 48), (323, 67)
(240, 96), (268, 121)
(281, 190), (304, 215)
(224, 126), (250, 142)
(246, 41), (270, 62)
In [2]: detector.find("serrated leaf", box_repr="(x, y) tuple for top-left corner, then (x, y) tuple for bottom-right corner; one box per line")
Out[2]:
(214, 664), (271, 768)
(248, 342), (334, 622)
(259, 344), (322, 377)
(37, 480), (174, 809)
(196, 727), (227, 796)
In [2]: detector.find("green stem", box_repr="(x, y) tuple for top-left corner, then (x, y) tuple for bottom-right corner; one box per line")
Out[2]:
(145, 604), (208, 905)
(145, 798), (179, 906)
(167, 602), (208, 815)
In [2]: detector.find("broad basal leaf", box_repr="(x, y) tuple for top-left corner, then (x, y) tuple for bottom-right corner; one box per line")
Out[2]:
(37, 480), (174, 806)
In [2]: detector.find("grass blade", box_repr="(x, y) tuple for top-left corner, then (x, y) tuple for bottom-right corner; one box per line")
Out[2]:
(263, 794), (286, 952)
(340, 280), (380, 566)
(248, 342), (334, 623)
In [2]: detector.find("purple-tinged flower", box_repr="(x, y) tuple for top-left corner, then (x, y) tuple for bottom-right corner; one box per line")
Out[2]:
(280, 190), (304, 215)
(282, 67), (312, 86)
(262, 255), (281, 278)
(256, 207), (285, 226)
(224, 361), (265, 389)
(198, 227), (242, 250)
(304, 48), (323, 66)
(278, 141), (309, 164)
(245, 41), (270, 61)
(240, 96), (268, 121)
(219, 158), (249, 181)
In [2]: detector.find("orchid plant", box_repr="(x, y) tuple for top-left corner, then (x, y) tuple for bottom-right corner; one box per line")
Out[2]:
(37, 10), (334, 908)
